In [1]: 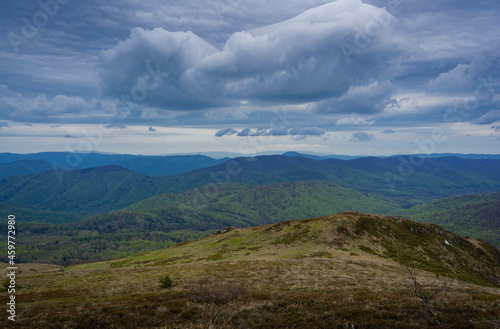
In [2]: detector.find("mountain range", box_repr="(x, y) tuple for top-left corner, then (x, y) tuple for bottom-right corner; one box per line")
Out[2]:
(1, 155), (499, 215)
(0, 152), (228, 178)
(0, 152), (499, 265)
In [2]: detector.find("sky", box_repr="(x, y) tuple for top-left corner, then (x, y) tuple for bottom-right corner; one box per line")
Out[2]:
(1, 0), (500, 156)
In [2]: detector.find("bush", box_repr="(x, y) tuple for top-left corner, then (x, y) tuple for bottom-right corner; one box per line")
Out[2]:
(188, 277), (246, 305)
(159, 275), (173, 289)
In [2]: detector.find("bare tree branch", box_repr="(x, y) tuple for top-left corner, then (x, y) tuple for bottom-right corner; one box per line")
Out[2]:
(406, 266), (450, 325)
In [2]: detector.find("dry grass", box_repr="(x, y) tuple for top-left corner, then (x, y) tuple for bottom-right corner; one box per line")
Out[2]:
(2, 257), (499, 328)
(2, 212), (499, 327)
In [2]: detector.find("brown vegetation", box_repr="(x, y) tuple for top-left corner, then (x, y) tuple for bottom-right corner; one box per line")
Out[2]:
(2, 212), (499, 328)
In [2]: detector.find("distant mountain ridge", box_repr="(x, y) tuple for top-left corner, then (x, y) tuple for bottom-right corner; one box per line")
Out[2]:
(1, 155), (499, 217)
(1, 152), (499, 179)
(0, 152), (228, 176)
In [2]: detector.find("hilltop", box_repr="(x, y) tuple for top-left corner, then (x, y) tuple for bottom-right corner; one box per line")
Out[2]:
(5, 212), (500, 328)
(75, 212), (500, 287)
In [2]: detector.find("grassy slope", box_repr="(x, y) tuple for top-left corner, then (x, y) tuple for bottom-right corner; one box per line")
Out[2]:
(3, 212), (499, 328)
(74, 212), (500, 287)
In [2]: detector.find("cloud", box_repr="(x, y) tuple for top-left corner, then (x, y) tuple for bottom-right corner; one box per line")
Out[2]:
(350, 132), (375, 142)
(336, 117), (375, 126)
(2, 0), (500, 137)
(0, 121), (11, 129)
(493, 126), (500, 132)
(427, 57), (493, 94)
(217, 127), (325, 137)
(98, 28), (220, 110)
(288, 127), (325, 136)
(381, 129), (396, 134)
(104, 123), (127, 129)
(63, 134), (78, 139)
(0, 84), (112, 122)
(97, 0), (403, 112)
(473, 110), (500, 125)
(236, 128), (252, 136)
(267, 127), (289, 136)
(312, 81), (396, 114)
(149, 126), (157, 132)
(215, 128), (238, 137)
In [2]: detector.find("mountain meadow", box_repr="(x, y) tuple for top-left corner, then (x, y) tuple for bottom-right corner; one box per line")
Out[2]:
(2, 212), (499, 328)
(1, 153), (499, 327)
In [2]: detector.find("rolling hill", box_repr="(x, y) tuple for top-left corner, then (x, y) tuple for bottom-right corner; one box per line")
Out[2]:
(126, 180), (400, 223)
(174, 155), (500, 206)
(0, 202), (84, 224)
(5, 212), (500, 328)
(79, 212), (500, 287)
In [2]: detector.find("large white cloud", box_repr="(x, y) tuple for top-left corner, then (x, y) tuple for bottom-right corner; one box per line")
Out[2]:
(98, 28), (219, 109)
(98, 0), (403, 112)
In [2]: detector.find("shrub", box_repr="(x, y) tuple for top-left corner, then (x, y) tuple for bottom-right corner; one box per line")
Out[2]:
(159, 275), (173, 289)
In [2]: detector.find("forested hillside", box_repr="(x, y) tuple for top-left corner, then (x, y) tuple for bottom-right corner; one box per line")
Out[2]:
(393, 192), (500, 246)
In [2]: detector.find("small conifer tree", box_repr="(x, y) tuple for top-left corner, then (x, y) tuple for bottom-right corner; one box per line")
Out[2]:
(159, 275), (173, 289)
